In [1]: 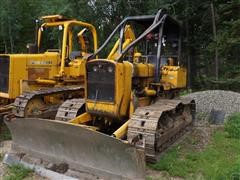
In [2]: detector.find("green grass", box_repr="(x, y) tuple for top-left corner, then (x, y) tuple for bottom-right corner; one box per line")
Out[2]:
(230, 156), (240, 180)
(149, 130), (240, 179)
(180, 89), (193, 96)
(4, 165), (32, 180)
(224, 112), (240, 139)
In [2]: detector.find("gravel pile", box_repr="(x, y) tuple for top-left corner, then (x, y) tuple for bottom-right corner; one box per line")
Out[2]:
(184, 90), (240, 125)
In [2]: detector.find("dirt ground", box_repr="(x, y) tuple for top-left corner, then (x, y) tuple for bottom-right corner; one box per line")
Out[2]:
(0, 140), (11, 178)
(0, 140), (47, 180)
(0, 125), (217, 180)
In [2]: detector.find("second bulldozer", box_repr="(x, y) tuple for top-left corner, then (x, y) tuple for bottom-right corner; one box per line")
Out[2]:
(0, 15), (97, 120)
(5, 10), (195, 179)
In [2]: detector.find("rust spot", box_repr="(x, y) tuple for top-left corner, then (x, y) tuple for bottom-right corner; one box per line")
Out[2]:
(28, 68), (49, 80)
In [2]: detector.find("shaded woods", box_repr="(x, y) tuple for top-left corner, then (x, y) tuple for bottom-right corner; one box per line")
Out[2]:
(0, 0), (239, 90)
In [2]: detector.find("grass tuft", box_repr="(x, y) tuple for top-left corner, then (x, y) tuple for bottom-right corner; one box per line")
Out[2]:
(4, 165), (32, 180)
(224, 112), (240, 139)
(228, 155), (240, 180)
(0, 122), (12, 141)
(180, 89), (192, 96)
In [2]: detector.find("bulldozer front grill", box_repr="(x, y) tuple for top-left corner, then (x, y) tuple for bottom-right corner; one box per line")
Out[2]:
(87, 61), (115, 102)
(0, 56), (9, 93)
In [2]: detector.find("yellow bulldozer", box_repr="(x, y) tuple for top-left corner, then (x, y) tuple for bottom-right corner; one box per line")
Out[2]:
(0, 14), (97, 120)
(4, 10), (195, 179)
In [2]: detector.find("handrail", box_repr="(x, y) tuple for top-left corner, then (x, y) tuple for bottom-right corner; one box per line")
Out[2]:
(36, 19), (98, 77)
(89, 15), (156, 60)
(59, 20), (98, 76)
(116, 15), (168, 61)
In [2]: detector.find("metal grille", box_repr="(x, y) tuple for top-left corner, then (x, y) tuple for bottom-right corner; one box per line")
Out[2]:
(0, 56), (9, 93)
(87, 61), (115, 102)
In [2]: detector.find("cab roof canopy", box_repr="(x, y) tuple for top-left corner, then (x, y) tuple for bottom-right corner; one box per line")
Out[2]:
(40, 15), (75, 23)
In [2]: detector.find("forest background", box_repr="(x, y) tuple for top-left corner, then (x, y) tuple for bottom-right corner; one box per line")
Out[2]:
(0, 0), (239, 90)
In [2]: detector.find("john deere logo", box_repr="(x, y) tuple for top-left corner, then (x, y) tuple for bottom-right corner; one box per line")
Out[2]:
(30, 60), (52, 65)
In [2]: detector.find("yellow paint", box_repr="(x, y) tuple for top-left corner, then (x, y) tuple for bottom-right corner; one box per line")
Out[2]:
(69, 112), (92, 124)
(85, 61), (185, 122)
(161, 65), (187, 89)
(86, 60), (132, 119)
(86, 50), (155, 118)
(144, 87), (156, 96)
(40, 15), (70, 22)
(107, 39), (120, 59)
(36, 78), (56, 85)
(113, 120), (130, 139)
(8, 55), (27, 99)
(77, 28), (87, 53)
(82, 20), (188, 135)
(68, 58), (86, 78)
(107, 25), (136, 60)
(133, 63), (155, 77)
(38, 16), (98, 77)
(0, 15), (98, 101)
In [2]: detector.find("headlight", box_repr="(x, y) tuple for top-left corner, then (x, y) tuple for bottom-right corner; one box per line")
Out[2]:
(93, 66), (98, 72)
(107, 66), (113, 73)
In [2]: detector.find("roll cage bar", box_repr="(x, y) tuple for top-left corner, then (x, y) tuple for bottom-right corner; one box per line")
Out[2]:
(89, 10), (182, 83)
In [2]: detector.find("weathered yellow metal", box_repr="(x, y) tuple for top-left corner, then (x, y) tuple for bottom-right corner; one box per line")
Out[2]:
(133, 63), (155, 77)
(69, 112), (92, 124)
(144, 87), (156, 96)
(107, 39), (120, 59)
(129, 92), (136, 116)
(36, 16), (98, 76)
(0, 15), (98, 103)
(77, 28), (88, 53)
(40, 15), (72, 22)
(161, 65), (187, 89)
(36, 78), (57, 85)
(86, 60), (133, 119)
(41, 20), (98, 76)
(107, 25), (135, 60)
(113, 120), (130, 139)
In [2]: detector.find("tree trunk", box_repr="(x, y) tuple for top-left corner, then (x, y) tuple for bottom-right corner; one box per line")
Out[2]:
(4, 40), (7, 53)
(8, 17), (14, 53)
(210, 3), (218, 81)
(186, 22), (191, 88)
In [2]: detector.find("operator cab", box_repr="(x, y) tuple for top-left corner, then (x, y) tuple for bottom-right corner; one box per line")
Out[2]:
(27, 15), (95, 61)
(90, 13), (183, 79)
(122, 17), (182, 76)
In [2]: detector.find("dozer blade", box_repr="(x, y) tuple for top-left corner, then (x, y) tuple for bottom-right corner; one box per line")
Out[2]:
(4, 118), (145, 179)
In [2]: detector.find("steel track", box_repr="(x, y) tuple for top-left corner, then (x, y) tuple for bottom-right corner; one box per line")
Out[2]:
(55, 98), (85, 121)
(128, 97), (195, 163)
(13, 86), (84, 118)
